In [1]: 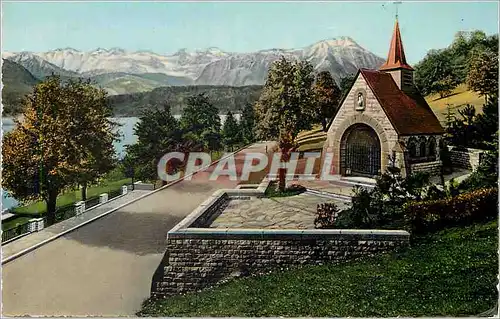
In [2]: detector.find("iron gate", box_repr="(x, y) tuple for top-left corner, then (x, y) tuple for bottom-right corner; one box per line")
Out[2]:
(341, 142), (381, 177)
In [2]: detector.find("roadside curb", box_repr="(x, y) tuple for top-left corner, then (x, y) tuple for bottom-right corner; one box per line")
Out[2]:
(1, 142), (266, 265)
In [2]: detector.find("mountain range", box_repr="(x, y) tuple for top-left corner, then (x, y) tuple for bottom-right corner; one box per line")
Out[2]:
(3, 36), (384, 94)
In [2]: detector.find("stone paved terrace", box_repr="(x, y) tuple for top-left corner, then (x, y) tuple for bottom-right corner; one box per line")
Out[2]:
(210, 192), (350, 229)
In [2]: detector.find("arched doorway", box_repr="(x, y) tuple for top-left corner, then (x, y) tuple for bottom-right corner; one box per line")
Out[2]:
(340, 124), (381, 177)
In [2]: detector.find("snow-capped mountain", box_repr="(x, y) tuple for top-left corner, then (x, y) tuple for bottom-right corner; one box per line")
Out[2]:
(3, 36), (384, 89)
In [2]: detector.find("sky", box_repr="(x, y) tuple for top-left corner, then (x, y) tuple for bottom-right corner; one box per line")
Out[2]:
(2, 1), (499, 64)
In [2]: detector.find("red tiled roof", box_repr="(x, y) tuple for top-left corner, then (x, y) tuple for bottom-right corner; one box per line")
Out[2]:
(379, 19), (414, 71)
(360, 68), (444, 135)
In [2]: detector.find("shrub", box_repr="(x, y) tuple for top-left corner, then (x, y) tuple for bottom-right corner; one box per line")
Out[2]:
(314, 202), (339, 229)
(335, 171), (431, 230)
(405, 187), (498, 234)
(265, 182), (306, 198)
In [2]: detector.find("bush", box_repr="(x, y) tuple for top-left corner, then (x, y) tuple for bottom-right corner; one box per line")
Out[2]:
(314, 202), (339, 229)
(335, 171), (431, 230)
(265, 183), (306, 198)
(405, 187), (498, 234)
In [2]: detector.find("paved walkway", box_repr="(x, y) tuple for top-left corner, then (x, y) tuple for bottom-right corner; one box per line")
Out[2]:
(1, 141), (276, 317)
(2, 190), (151, 261)
(211, 193), (350, 229)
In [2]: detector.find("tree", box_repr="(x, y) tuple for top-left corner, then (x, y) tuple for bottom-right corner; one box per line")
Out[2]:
(180, 93), (221, 151)
(414, 49), (459, 96)
(339, 73), (356, 96)
(313, 71), (341, 131)
(124, 103), (183, 183)
(255, 56), (315, 190)
(2, 76), (118, 224)
(239, 103), (256, 144)
(222, 111), (240, 151)
(474, 93), (499, 150)
(466, 48), (499, 103)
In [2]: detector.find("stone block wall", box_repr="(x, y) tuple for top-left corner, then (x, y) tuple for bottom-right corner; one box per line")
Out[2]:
(151, 230), (410, 298)
(448, 147), (484, 170)
(410, 160), (442, 175)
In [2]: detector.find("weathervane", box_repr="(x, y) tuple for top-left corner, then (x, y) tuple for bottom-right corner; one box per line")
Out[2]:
(394, 1), (402, 19)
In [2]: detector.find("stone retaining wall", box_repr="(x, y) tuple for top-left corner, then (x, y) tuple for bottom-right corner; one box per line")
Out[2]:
(150, 179), (410, 298)
(410, 160), (442, 175)
(448, 147), (484, 170)
(151, 229), (410, 298)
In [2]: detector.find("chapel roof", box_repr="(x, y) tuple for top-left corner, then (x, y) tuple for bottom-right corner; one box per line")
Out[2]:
(359, 68), (444, 135)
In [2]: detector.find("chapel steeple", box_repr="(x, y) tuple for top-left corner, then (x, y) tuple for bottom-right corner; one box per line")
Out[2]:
(379, 19), (415, 93)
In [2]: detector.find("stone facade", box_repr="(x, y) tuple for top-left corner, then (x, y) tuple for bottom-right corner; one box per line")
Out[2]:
(448, 147), (484, 170)
(324, 75), (399, 175)
(151, 230), (410, 298)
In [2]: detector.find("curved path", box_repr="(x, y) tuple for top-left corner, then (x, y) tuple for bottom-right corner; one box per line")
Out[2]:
(2, 142), (276, 316)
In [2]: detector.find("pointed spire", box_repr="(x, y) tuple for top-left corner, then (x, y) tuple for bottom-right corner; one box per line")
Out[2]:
(379, 19), (414, 71)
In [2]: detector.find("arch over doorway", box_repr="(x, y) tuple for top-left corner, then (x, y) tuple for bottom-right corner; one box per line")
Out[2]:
(340, 123), (381, 177)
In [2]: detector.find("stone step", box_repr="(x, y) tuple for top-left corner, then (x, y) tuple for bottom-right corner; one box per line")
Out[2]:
(329, 178), (376, 189)
(305, 189), (352, 202)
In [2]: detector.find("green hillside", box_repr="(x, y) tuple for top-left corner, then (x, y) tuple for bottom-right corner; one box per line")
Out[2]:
(425, 84), (486, 123)
(1, 59), (40, 116)
(139, 220), (498, 317)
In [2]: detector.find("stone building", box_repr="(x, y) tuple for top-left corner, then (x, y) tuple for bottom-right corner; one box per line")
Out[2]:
(323, 19), (444, 178)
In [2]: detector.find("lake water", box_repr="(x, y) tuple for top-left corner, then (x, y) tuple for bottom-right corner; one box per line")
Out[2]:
(1, 114), (239, 211)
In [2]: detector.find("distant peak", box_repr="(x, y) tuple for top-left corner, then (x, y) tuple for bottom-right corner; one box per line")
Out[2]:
(173, 48), (188, 55)
(313, 36), (359, 47)
(53, 47), (79, 52)
(90, 47), (126, 54)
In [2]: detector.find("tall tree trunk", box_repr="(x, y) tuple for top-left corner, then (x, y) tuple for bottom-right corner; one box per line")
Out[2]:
(45, 190), (58, 226)
(81, 182), (87, 201)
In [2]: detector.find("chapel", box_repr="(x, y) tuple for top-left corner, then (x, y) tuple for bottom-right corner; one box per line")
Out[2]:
(323, 19), (444, 178)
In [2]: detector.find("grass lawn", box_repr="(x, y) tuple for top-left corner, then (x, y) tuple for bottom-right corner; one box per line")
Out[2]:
(12, 178), (132, 216)
(138, 220), (498, 317)
(2, 216), (33, 231)
(426, 84), (485, 123)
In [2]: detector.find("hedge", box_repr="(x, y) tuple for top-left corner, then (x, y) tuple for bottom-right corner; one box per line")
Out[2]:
(404, 188), (498, 234)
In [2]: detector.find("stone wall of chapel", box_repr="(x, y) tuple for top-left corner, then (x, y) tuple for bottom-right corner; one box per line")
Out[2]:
(324, 74), (400, 175)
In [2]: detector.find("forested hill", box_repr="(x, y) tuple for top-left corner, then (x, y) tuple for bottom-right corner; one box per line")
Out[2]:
(414, 31), (498, 97)
(108, 85), (263, 116)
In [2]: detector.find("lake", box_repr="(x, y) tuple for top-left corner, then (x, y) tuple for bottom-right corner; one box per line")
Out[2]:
(1, 114), (240, 211)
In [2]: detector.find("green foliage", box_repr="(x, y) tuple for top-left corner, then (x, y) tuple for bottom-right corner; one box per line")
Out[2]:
(414, 49), (460, 96)
(222, 111), (241, 150)
(314, 202), (340, 229)
(139, 220), (498, 317)
(2, 76), (118, 223)
(124, 103), (183, 182)
(180, 93), (222, 151)
(339, 73), (356, 96)
(405, 188), (497, 234)
(414, 30), (497, 96)
(254, 57), (316, 141)
(239, 103), (256, 144)
(264, 183), (306, 198)
(466, 49), (499, 100)
(445, 94), (498, 149)
(313, 71), (341, 131)
(336, 171), (431, 229)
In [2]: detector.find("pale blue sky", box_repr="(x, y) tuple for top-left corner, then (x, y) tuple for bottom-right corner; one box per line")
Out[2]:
(2, 1), (498, 64)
